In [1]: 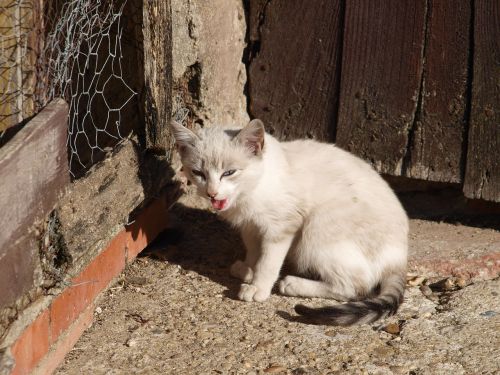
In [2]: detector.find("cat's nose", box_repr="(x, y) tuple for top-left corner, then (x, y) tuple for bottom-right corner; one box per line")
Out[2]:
(207, 191), (217, 198)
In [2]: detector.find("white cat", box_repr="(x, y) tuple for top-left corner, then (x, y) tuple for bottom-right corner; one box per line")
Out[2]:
(171, 119), (408, 325)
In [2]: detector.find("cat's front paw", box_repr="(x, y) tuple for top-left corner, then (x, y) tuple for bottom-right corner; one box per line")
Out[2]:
(237, 283), (270, 302)
(230, 260), (253, 283)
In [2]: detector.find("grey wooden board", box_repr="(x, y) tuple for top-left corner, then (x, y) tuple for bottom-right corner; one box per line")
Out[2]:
(0, 98), (69, 308)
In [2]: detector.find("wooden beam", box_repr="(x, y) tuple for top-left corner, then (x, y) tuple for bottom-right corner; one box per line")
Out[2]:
(142, 0), (173, 153)
(463, 0), (500, 202)
(0, 98), (69, 309)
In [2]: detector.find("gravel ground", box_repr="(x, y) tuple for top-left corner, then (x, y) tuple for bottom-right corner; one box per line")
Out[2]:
(56, 190), (500, 375)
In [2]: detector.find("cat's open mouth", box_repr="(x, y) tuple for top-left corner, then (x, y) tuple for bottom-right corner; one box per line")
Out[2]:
(211, 198), (228, 211)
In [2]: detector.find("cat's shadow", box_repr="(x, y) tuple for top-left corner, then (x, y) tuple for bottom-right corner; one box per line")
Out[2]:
(140, 202), (245, 298)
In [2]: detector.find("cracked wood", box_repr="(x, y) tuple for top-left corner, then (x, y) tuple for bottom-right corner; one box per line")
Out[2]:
(404, 0), (470, 183)
(248, 0), (343, 141)
(335, 0), (427, 175)
(463, 0), (500, 202)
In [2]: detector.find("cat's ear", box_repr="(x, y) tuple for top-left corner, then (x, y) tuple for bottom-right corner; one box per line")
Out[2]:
(236, 119), (265, 156)
(170, 120), (198, 155)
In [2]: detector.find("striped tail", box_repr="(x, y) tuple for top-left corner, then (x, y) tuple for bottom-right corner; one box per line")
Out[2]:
(294, 273), (405, 326)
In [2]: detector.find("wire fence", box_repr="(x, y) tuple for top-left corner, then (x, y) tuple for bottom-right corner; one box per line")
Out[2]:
(0, 0), (140, 177)
(0, 0), (38, 131)
(44, 0), (138, 177)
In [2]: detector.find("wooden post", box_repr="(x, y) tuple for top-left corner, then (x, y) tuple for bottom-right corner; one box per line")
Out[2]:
(463, 0), (500, 202)
(142, 0), (173, 153)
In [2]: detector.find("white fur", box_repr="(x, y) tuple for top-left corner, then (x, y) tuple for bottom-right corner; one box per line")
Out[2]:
(171, 120), (408, 303)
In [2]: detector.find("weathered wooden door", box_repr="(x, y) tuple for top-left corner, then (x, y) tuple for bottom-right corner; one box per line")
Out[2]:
(247, 0), (499, 202)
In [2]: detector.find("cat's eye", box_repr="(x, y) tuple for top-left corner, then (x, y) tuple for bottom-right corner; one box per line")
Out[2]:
(192, 169), (206, 179)
(221, 169), (237, 178)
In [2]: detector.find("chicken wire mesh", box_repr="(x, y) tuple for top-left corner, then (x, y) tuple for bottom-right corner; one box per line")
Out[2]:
(44, 0), (139, 177)
(1, 0), (142, 177)
(0, 0), (38, 131)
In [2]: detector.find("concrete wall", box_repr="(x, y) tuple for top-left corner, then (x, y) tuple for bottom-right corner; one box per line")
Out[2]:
(171, 0), (249, 128)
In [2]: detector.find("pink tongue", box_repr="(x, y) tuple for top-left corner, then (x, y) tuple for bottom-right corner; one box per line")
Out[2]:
(211, 198), (227, 210)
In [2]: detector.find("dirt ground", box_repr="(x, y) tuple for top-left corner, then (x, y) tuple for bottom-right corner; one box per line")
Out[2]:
(56, 189), (499, 375)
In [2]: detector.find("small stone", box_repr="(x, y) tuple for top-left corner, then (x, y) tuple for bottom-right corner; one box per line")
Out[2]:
(95, 306), (103, 314)
(419, 285), (433, 297)
(456, 277), (468, 288)
(264, 365), (287, 373)
(421, 311), (433, 318)
(126, 276), (148, 286)
(430, 278), (455, 292)
(407, 275), (426, 286)
(383, 322), (400, 335)
(256, 339), (274, 349)
(479, 310), (497, 318)
(126, 338), (137, 347)
(324, 329), (337, 337)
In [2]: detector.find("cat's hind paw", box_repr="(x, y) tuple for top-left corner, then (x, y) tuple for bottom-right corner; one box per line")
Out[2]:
(279, 275), (307, 297)
(230, 260), (253, 283)
(237, 283), (270, 302)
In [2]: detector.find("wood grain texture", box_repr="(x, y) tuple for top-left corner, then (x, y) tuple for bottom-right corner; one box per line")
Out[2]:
(463, 0), (500, 202)
(404, 0), (470, 183)
(0, 98), (69, 309)
(143, 0), (173, 152)
(248, 0), (343, 141)
(336, 0), (426, 174)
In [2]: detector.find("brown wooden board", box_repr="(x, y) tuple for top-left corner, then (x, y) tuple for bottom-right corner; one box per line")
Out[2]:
(463, 0), (500, 202)
(335, 0), (426, 174)
(143, 0), (173, 153)
(248, 0), (344, 141)
(0, 99), (69, 309)
(404, 0), (470, 183)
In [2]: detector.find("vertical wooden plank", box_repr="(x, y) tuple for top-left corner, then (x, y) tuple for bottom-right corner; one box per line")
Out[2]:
(248, 0), (343, 141)
(405, 0), (470, 183)
(336, 1), (426, 174)
(463, 0), (500, 202)
(143, 0), (173, 153)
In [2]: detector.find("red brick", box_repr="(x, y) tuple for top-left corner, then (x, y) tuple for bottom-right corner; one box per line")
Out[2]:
(10, 310), (50, 375)
(50, 232), (126, 341)
(33, 304), (94, 375)
(126, 196), (169, 262)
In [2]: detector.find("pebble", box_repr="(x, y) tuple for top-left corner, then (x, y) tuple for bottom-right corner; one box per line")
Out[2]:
(95, 306), (103, 314)
(456, 277), (468, 288)
(126, 276), (148, 286)
(324, 329), (337, 337)
(430, 278), (455, 292)
(479, 310), (497, 318)
(126, 338), (137, 347)
(383, 322), (401, 335)
(407, 276), (426, 286)
(264, 365), (287, 373)
(419, 285), (433, 297)
(256, 339), (274, 349)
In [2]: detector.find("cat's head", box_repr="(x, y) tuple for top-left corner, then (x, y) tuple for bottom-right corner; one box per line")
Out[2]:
(171, 119), (265, 211)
